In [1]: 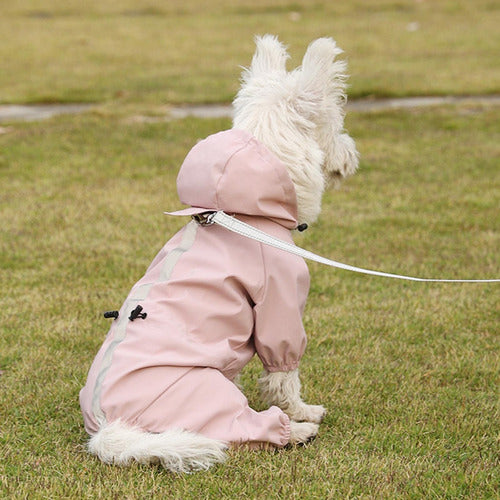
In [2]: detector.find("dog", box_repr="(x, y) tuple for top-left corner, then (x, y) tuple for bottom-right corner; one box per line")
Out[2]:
(79, 35), (358, 472)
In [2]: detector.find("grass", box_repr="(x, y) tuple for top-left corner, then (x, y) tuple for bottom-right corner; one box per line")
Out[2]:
(0, 0), (499, 105)
(1, 104), (499, 498)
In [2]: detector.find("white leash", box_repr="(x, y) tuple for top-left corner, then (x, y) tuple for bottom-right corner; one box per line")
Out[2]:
(196, 211), (500, 283)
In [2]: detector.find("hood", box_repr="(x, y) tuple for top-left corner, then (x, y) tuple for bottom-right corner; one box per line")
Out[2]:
(167, 129), (298, 229)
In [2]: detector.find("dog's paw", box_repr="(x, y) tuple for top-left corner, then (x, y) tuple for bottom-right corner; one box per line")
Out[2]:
(288, 403), (326, 424)
(289, 421), (319, 445)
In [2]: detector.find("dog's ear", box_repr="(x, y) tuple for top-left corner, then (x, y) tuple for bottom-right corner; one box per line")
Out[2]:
(296, 38), (358, 182)
(244, 34), (289, 79)
(233, 35), (291, 137)
(295, 37), (347, 118)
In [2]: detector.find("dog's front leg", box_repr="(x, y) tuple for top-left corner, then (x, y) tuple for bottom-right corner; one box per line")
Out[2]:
(259, 369), (326, 424)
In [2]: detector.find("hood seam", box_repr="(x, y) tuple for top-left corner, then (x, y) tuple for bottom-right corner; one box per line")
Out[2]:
(252, 141), (298, 223)
(214, 135), (255, 211)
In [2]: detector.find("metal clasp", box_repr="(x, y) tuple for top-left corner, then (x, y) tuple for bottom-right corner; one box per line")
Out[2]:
(192, 211), (216, 226)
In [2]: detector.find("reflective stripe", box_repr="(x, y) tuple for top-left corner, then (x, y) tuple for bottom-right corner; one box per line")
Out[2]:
(91, 221), (199, 425)
(160, 221), (199, 281)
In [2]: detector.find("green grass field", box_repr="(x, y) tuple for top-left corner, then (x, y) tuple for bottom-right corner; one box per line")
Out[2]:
(1, 0), (499, 104)
(1, 1), (499, 498)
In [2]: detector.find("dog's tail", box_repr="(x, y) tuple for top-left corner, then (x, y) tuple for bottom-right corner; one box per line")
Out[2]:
(87, 419), (228, 473)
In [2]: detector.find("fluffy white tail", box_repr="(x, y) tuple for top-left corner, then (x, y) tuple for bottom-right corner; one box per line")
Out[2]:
(88, 420), (227, 473)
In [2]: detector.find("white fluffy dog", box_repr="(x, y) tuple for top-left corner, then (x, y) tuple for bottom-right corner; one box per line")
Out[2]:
(80, 35), (358, 472)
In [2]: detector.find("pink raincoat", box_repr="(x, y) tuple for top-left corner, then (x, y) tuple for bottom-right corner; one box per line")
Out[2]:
(80, 129), (310, 447)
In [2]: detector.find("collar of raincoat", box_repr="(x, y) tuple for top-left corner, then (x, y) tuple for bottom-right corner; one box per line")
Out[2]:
(166, 129), (299, 230)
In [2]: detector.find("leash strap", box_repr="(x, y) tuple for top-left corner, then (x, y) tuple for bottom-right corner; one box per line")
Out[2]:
(201, 211), (500, 283)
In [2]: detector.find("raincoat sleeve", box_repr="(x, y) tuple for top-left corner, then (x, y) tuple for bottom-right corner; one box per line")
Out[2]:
(253, 244), (310, 373)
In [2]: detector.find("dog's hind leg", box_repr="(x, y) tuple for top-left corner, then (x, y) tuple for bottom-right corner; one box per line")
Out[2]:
(133, 366), (293, 449)
(259, 369), (326, 424)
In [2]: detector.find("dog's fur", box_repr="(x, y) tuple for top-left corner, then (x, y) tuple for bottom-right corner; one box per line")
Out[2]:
(87, 35), (358, 472)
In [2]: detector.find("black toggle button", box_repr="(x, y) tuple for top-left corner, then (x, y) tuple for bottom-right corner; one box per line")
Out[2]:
(129, 305), (147, 321)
